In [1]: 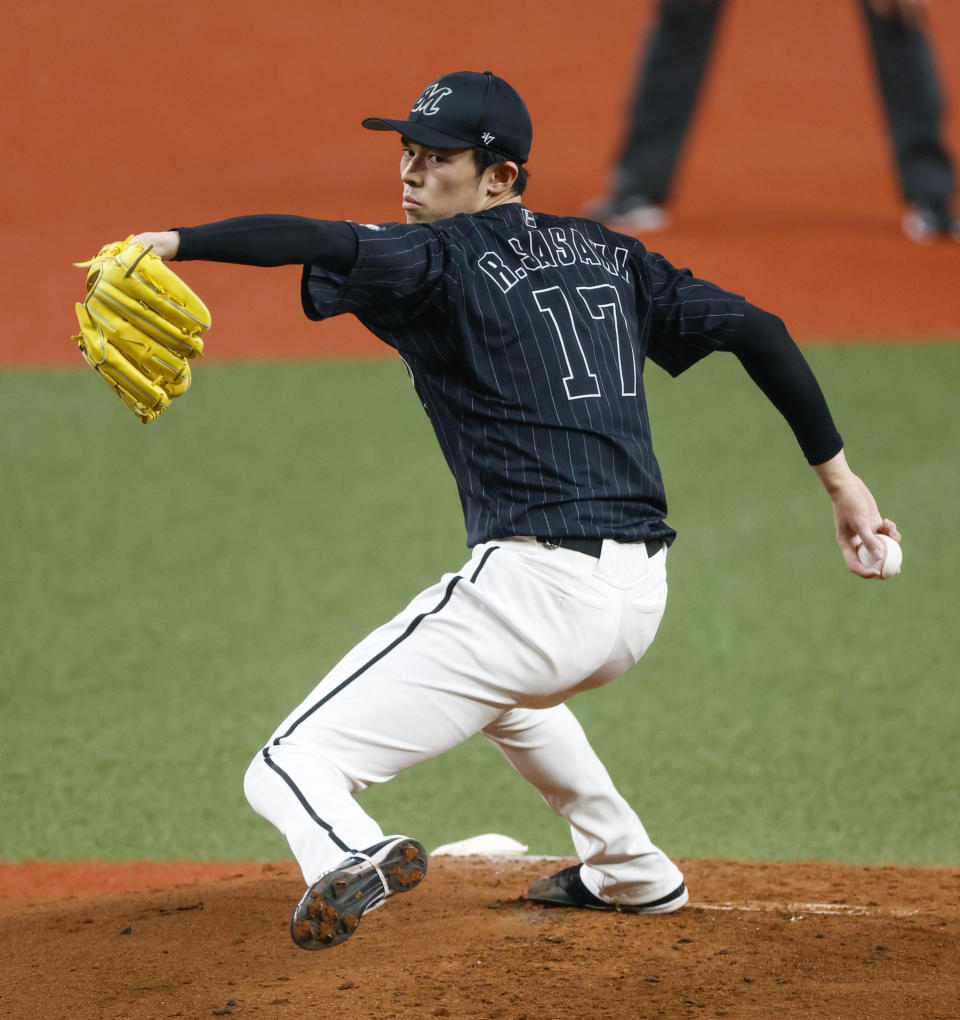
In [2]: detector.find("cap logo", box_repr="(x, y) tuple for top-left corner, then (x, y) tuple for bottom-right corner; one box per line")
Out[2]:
(411, 83), (452, 118)
(481, 132), (495, 145)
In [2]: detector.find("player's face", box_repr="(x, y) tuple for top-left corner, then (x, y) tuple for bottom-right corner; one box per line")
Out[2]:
(399, 139), (488, 223)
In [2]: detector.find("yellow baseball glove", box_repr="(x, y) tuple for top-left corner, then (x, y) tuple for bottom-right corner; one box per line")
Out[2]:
(73, 238), (212, 422)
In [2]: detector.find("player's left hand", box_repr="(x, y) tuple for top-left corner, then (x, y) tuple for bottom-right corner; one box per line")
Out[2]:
(72, 237), (211, 422)
(813, 450), (901, 578)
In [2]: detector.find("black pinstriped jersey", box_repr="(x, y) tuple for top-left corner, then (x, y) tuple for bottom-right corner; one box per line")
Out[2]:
(301, 203), (746, 547)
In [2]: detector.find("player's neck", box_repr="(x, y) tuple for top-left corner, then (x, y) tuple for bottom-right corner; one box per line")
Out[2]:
(479, 193), (523, 213)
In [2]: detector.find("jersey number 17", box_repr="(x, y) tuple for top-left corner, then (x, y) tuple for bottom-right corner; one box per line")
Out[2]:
(533, 284), (637, 401)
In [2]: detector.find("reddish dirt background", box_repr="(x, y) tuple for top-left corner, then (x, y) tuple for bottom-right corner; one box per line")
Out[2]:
(4, 1), (959, 1015)
(2, 857), (958, 1018)
(2, 0), (958, 370)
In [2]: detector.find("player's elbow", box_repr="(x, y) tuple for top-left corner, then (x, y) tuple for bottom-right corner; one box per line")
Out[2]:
(727, 302), (796, 359)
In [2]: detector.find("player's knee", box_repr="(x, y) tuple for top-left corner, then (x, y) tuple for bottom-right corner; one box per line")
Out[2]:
(243, 748), (274, 817)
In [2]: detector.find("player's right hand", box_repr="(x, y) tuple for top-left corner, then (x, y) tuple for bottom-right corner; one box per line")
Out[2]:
(813, 451), (901, 578)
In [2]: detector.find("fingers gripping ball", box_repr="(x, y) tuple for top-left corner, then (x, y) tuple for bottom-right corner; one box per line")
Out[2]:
(857, 534), (902, 578)
(72, 238), (211, 422)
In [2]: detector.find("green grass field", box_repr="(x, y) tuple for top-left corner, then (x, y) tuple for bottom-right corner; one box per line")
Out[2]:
(1, 345), (957, 867)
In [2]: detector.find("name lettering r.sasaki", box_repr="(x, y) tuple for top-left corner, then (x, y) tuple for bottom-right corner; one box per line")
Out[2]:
(477, 228), (629, 294)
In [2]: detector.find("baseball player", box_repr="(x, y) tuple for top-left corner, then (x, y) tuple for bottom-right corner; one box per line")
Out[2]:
(131, 70), (899, 950)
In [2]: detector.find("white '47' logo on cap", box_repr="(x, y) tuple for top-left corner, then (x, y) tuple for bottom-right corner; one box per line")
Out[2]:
(411, 83), (452, 117)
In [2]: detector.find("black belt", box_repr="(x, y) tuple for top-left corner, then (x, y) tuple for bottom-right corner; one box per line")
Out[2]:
(536, 537), (662, 559)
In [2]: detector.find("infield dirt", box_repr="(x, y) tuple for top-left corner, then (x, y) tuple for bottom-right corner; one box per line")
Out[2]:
(1, 856), (958, 1018)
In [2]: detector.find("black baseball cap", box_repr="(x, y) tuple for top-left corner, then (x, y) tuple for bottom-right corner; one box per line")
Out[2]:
(362, 70), (532, 164)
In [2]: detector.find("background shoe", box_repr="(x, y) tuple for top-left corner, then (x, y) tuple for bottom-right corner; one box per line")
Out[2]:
(902, 202), (960, 243)
(290, 835), (427, 950)
(583, 195), (671, 232)
(526, 864), (688, 915)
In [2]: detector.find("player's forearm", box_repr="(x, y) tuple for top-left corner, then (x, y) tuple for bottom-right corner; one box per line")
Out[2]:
(812, 448), (857, 491)
(174, 215), (360, 271)
(136, 216), (360, 272)
(726, 304), (843, 464)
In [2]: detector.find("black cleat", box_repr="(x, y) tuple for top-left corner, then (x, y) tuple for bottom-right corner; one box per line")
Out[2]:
(290, 836), (427, 950)
(526, 864), (688, 915)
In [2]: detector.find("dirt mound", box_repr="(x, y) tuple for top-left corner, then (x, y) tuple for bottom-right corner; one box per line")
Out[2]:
(2, 857), (956, 1018)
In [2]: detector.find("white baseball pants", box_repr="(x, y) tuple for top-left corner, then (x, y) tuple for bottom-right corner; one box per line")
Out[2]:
(244, 536), (684, 905)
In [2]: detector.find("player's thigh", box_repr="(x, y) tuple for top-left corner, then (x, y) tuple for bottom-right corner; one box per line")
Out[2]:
(265, 541), (627, 784)
(265, 556), (518, 785)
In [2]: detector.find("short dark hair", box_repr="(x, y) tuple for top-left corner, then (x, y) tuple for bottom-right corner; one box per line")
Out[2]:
(473, 147), (529, 196)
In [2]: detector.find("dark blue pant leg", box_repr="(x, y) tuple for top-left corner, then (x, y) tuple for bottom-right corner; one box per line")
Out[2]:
(858, 0), (956, 207)
(612, 0), (727, 204)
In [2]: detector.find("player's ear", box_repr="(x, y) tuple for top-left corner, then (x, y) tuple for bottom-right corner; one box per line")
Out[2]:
(485, 160), (519, 197)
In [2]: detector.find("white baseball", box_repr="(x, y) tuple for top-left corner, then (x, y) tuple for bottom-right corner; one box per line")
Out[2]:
(857, 534), (902, 578)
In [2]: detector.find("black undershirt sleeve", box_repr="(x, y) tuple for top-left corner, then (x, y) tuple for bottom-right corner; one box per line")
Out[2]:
(172, 222), (838, 464)
(173, 214), (359, 274)
(722, 303), (843, 465)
